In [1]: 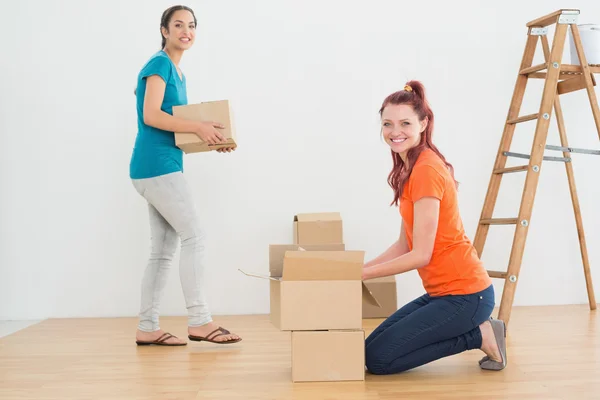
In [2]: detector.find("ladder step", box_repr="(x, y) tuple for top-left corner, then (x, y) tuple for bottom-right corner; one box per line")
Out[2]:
(480, 218), (518, 225)
(557, 75), (590, 95)
(487, 270), (508, 279)
(493, 165), (529, 174)
(507, 113), (539, 124)
(503, 151), (571, 162)
(520, 63), (547, 75)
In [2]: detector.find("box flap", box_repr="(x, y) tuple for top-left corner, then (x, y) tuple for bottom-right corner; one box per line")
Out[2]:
(269, 244), (345, 277)
(362, 282), (381, 307)
(282, 251), (364, 281)
(294, 212), (341, 222)
(364, 276), (396, 284)
(238, 269), (281, 281)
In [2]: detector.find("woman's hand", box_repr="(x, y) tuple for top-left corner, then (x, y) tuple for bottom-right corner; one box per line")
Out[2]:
(361, 197), (439, 279)
(362, 267), (370, 281)
(194, 121), (228, 145)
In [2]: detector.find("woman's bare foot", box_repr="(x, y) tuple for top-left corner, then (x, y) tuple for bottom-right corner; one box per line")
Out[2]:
(188, 321), (241, 343)
(479, 320), (502, 362)
(136, 329), (187, 345)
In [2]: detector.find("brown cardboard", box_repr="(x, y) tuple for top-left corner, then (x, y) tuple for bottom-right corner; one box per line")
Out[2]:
(239, 247), (380, 331)
(268, 243), (345, 278)
(293, 212), (343, 245)
(363, 276), (398, 318)
(172, 99), (237, 153)
(291, 330), (365, 382)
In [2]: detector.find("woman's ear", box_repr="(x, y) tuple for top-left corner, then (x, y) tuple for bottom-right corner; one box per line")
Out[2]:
(420, 117), (429, 133)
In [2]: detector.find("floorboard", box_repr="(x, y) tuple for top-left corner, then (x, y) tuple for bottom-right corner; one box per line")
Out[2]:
(0, 305), (598, 399)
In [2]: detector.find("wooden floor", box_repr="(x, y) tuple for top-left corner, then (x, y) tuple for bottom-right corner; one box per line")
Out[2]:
(1, 305), (599, 400)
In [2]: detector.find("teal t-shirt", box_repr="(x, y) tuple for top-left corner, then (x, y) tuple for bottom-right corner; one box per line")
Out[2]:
(129, 50), (187, 179)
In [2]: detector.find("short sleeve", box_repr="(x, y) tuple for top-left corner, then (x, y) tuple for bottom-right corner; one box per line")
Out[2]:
(140, 56), (171, 84)
(409, 164), (446, 202)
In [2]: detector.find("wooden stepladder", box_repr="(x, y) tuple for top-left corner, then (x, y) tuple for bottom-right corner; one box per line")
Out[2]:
(474, 9), (600, 326)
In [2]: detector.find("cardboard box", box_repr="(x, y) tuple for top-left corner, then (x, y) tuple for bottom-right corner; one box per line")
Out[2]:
(293, 212), (343, 245)
(172, 99), (237, 153)
(363, 276), (398, 318)
(239, 246), (380, 331)
(268, 243), (346, 276)
(291, 330), (365, 382)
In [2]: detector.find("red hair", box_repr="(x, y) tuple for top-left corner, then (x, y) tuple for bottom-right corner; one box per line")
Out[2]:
(379, 80), (457, 206)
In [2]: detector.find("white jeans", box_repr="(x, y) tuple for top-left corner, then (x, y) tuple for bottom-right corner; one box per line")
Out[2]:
(132, 171), (212, 332)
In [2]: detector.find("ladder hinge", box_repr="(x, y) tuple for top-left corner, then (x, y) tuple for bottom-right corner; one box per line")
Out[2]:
(558, 11), (579, 24)
(530, 27), (548, 35)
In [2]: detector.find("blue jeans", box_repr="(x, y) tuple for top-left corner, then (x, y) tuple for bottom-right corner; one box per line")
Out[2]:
(365, 284), (495, 374)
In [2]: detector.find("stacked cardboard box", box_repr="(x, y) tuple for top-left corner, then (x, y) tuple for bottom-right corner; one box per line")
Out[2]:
(292, 212), (343, 245)
(293, 213), (398, 319)
(242, 212), (400, 382)
(242, 214), (366, 382)
(267, 245), (373, 382)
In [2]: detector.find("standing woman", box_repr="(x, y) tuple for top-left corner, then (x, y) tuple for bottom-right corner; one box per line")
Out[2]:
(362, 81), (505, 373)
(130, 5), (240, 346)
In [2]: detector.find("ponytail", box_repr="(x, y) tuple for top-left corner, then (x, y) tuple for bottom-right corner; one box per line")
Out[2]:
(401, 80), (428, 110)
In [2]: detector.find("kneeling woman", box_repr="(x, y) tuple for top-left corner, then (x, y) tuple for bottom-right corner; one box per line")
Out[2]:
(362, 81), (507, 374)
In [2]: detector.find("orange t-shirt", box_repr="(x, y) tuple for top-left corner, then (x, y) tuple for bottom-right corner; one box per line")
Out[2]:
(400, 148), (492, 297)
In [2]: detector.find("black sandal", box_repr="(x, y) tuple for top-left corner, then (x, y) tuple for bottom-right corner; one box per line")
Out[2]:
(188, 327), (242, 344)
(136, 332), (187, 346)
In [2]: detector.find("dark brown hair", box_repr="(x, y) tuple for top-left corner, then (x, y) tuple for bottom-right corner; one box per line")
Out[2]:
(160, 5), (197, 48)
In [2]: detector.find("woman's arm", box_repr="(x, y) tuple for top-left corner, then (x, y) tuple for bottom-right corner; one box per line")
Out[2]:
(362, 197), (439, 280)
(364, 221), (410, 268)
(143, 75), (227, 145)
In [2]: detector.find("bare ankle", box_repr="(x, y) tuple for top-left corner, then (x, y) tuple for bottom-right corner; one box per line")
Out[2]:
(479, 321), (501, 361)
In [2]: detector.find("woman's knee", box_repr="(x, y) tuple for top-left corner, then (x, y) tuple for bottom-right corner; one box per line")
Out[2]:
(365, 348), (390, 375)
(150, 230), (178, 261)
(180, 223), (206, 247)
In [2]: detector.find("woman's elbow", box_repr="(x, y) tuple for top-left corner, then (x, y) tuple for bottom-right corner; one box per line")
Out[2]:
(416, 251), (433, 268)
(143, 111), (156, 126)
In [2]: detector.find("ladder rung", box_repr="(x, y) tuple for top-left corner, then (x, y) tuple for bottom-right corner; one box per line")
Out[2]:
(487, 270), (508, 279)
(507, 113), (539, 124)
(561, 64), (585, 73)
(480, 218), (518, 225)
(503, 151), (571, 162)
(493, 165), (529, 174)
(529, 72), (547, 79)
(520, 63), (547, 75)
(545, 144), (600, 155)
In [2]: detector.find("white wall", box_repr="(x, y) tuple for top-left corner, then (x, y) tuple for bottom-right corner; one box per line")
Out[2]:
(1, 0), (599, 320)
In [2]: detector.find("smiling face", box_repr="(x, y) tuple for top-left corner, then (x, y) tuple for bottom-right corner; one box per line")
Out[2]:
(381, 104), (428, 156)
(162, 9), (196, 51)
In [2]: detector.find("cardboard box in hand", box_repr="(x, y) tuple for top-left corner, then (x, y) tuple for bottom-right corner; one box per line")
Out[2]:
(172, 99), (237, 153)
